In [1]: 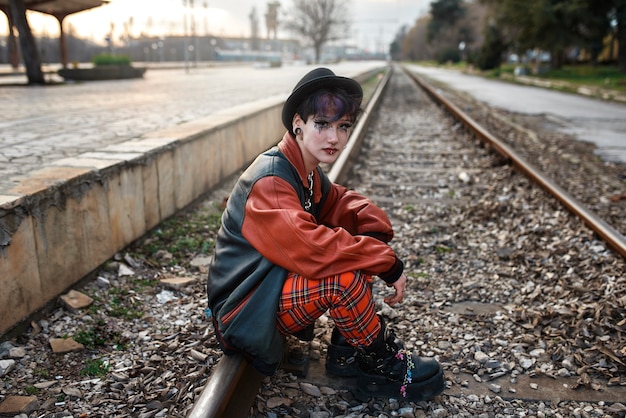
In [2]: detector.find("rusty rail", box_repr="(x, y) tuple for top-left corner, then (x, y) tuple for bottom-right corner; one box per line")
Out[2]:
(402, 64), (626, 260)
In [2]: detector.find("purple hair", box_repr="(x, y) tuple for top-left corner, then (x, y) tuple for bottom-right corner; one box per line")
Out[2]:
(295, 88), (362, 125)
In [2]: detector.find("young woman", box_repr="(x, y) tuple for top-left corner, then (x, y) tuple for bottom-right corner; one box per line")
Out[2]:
(207, 67), (445, 401)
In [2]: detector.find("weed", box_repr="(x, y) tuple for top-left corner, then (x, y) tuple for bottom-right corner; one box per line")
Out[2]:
(133, 206), (223, 266)
(74, 320), (129, 350)
(131, 277), (158, 290)
(24, 386), (39, 395)
(408, 271), (429, 279)
(74, 327), (106, 348)
(87, 297), (102, 316)
(80, 358), (109, 377)
(436, 245), (452, 254)
(109, 296), (143, 320)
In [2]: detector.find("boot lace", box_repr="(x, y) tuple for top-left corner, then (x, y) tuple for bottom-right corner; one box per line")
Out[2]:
(394, 349), (414, 398)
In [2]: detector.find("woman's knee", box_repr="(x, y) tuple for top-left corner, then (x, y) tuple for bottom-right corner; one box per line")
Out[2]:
(332, 271), (373, 305)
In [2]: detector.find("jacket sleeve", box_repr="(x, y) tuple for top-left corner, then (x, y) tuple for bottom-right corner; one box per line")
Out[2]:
(318, 182), (394, 243)
(241, 175), (401, 281)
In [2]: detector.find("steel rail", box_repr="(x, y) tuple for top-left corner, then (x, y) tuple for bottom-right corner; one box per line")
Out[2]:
(402, 64), (626, 260)
(328, 65), (394, 183)
(187, 65), (393, 418)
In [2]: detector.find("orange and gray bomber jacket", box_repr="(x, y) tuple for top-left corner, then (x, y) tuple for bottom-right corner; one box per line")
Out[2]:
(207, 132), (404, 375)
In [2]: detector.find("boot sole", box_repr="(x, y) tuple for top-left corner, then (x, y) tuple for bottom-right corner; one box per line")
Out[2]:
(355, 366), (445, 402)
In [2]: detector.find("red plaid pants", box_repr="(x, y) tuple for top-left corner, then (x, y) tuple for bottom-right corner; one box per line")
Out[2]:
(277, 270), (380, 347)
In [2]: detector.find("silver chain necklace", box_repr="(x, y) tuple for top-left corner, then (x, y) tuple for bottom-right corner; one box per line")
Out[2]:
(304, 172), (314, 212)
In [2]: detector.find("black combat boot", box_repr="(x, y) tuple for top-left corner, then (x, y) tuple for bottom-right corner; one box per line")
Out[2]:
(326, 327), (358, 377)
(355, 316), (445, 401)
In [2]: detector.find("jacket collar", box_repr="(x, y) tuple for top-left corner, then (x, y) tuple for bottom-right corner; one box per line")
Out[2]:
(278, 131), (309, 188)
(277, 132), (321, 204)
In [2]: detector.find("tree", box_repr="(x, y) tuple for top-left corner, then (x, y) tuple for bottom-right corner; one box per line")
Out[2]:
(390, 25), (408, 61)
(613, 1), (626, 72)
(425, 0), (486, 64)
(396, 2), (486, 63)
(9, 0), (44, 84)
(401, 16), (433, 62)
(284, 0), (350, 64)
(559, 0), (626, 70)
(568, 0), (613, 64)
(479, 0), (626, 72)
(427, 0), (465, 42)
(475, 23), (506, 70)
(480, 0), (573, 68)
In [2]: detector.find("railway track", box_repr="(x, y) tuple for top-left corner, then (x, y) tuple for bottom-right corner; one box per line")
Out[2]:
(189, 65), (626, 416)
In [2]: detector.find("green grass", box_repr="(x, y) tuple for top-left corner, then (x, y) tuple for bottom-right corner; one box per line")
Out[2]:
(415, 58), (626, 94)
(360, 69), (387, 105)
(538, 65), (626, 91)
(108, 292), (143, 320)
(408, 271), (428, 279)
(74, 327), (106, 348)
(74, 320), (129, 350)
(92, 53), (131, 66)
(492, 63), (626, 92)
(435, 245), (452, 254)
(24, 386), (39, 395)
(135, 207), (222, 266)
(80, 358), (110, 377)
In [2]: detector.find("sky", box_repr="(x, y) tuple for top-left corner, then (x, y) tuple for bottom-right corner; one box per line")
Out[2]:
(1, 0), (431, 52)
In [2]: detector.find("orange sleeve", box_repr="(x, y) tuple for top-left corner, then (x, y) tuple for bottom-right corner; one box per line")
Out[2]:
(319, 182), (394, 242)
(241, 175), (397, 280)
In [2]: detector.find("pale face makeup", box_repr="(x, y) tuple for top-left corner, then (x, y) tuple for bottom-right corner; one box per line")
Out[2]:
(293, 113), (353, 173)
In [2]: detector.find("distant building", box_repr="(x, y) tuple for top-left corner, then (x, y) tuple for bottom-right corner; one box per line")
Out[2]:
(0, 32), (384, 66)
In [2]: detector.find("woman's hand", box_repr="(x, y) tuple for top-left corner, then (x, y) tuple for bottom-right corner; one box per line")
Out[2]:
(384, 272), (407, 306)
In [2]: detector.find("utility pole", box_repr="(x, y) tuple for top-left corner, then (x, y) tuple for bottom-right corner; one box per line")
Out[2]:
(204, 2), (209, 36)
(183, 0), (189, 72)
(190, 0), (199, 65)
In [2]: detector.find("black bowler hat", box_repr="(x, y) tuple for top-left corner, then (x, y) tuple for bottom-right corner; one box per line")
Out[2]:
(282, 67), (363, 132)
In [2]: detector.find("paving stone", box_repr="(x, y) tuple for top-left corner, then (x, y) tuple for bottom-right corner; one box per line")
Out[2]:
(49, 338), (84, 354)
(160, 276), (197, 289)
(0, 396), (39, 415)
(59, 289), (93, 310)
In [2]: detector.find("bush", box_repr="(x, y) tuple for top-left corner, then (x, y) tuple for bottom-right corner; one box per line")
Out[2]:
(475, 25), (506, 71)
(436, 47), (461, 64)
(92, 54), (131, 66)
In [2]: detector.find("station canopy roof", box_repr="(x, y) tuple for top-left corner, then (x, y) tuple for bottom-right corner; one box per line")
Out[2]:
(0, 0), (108, 16)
